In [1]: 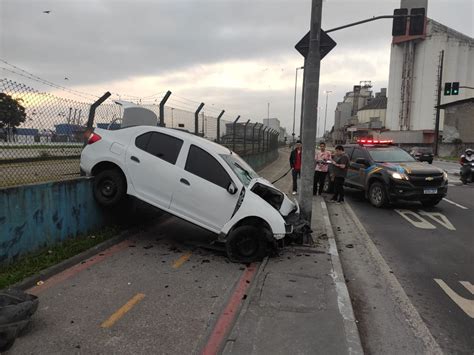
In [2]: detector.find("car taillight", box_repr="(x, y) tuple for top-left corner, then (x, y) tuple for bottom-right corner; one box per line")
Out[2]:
(87, 132), (102, 144)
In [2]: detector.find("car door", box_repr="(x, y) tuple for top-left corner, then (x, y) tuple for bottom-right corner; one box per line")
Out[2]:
(347, 147), (370, 189)
(170, 144), (239, 232)
(126, 130), (184, 209)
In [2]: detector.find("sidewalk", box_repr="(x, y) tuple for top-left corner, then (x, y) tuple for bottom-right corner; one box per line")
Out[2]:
(222, 152), (363, 354)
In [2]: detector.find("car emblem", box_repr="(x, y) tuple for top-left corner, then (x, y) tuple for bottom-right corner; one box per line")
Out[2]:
(425, 177), (434, 181)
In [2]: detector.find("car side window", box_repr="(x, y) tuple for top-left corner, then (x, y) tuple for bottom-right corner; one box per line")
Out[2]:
(185, 145), (231, 189)
(351, 148), (368, 163)
(135, 132), (183, 165)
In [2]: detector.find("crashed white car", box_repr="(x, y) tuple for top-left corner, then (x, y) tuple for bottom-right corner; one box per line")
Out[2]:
(80, 126), (307, 262)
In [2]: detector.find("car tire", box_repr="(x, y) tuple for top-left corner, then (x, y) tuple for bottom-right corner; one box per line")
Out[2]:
(420, 197), (443, 207)
(368, 181), (388, 208)
(225, 225), (268, 263)
(93, 169), (126, 207)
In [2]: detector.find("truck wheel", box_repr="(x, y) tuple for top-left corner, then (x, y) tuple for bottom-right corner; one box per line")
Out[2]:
(420, 197), (443, 207)
(369, 182), (388, 208)
(93, 169), (126, 207)
(226, 225), (268, 263)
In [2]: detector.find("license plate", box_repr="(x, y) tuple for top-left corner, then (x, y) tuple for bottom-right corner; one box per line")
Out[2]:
(424, 188), (437, 194)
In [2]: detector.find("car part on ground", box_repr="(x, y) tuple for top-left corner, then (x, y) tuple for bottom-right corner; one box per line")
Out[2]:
(0, 289), (39, 352)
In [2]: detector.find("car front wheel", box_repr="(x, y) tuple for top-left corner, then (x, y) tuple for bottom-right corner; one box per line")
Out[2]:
(93, 169), (126, 207)
(225, 225), (268, 263)
(368, 181), (388, 208)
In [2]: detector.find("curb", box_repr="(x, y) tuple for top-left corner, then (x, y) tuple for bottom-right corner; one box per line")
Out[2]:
(318, 198), (364, 355)
(7, 227), (138, 292)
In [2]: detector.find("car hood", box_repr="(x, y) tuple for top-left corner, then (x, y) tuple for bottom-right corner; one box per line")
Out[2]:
(377, 161), (443, 175)
(248, 178), (296, 216)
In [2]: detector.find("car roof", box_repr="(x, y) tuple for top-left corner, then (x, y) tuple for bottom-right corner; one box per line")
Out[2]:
(123, 125), (232, 155)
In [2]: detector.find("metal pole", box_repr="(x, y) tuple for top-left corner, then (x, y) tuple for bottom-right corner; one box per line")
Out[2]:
(84, 91), (111, 146)
(159, 91), (172, 127)
(232, 115), (240, 152)
(299, 0), (322, 223)
(267, 103), (270, 119)
(323, 91), (332, 137)
(243, 119), (250, 155)
(434, 50), (444, 157)
(194, 103), (205, 135)
(171, 108), (174, 128)
(202, 111), (205, 135)
(258, 125), (265, 153)
(216, 110), (225, 143)
(292, 66), (304, 143)
(252, 123), (258, 154)
(299, 60), (306, 139)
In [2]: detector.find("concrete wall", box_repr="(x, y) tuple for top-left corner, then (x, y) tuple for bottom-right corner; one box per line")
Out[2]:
(357, 109), (387, 125)
(0, 179), (110, 265)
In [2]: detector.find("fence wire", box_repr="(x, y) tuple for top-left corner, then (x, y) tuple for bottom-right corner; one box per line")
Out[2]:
(0, 79), (280, 188)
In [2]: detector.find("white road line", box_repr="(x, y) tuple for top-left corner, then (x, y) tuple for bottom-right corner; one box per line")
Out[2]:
(442, 198), (468, 210)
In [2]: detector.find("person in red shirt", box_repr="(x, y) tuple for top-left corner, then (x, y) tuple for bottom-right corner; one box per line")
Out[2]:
(289, 140), (302, 195)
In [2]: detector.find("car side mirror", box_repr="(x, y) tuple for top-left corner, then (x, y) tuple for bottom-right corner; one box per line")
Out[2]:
(227, 182), (238, 195)
(355, 158), (370, 166)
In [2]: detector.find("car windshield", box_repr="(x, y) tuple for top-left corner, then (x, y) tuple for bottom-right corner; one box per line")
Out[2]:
(220, 153), (259, 186)
(368, 147), (416, 163)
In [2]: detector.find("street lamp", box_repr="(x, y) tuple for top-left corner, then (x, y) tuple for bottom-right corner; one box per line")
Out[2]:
(323, 90), (332, 139)
(292, 66), (304, 143)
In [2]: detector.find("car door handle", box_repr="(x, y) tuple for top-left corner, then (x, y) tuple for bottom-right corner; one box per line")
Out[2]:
(180, 178), (190, 186)
(131, 156), (140, 163)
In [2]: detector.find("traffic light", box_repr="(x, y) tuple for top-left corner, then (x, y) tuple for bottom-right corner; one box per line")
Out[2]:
(444, 83), (452, 96)
(392, 8), (408, 36)
(409, 8), (426, 36)
(452, 82), (460, 95)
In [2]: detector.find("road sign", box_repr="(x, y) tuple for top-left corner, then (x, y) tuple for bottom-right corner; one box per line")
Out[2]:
(295, 29), (337, 59)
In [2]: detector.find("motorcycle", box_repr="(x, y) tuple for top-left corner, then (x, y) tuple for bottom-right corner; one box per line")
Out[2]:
(460, 161), (474, 184)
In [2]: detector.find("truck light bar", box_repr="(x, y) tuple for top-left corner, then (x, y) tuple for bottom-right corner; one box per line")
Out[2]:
(357, 139), (393, 145)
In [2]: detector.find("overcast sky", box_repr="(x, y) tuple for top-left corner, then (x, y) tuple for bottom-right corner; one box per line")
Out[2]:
(1, 0), (473, 134)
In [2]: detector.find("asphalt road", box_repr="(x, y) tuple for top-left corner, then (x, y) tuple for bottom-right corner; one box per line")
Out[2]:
(343, 183), (474, 353)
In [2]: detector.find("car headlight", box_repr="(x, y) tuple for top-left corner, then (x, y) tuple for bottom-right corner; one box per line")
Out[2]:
(391, 172), (409, 180)
(443, 171), (448, 180)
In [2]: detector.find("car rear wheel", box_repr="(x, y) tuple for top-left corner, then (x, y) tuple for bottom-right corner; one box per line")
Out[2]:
(226, 225), (268, 263)
(93, 169), (126, 207)
(420, 197), (443, 207)
(368, 182), (388, 208)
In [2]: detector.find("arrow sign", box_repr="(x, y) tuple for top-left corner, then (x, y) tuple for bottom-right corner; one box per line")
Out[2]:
(295, 29), (337, 59)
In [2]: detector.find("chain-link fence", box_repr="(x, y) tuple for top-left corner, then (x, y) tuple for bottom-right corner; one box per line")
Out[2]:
(1, 79), (280, 188)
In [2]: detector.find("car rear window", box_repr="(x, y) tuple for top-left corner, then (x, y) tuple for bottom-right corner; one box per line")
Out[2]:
(135, 132), (183, 165)
(368, 147), (416, 163)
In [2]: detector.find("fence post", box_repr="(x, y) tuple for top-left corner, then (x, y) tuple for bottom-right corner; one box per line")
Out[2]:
(194, 103), (205, 135)
(216, 110), (225, 143)
(257, 124), (264, 153)
(159, 91), (172, 127)
(261, 127), (268, 153)
(252, 123), (258, 154)
(242, 119), (251, 155)
(84, 91), (111, 146)
(232, 115), (241, 152)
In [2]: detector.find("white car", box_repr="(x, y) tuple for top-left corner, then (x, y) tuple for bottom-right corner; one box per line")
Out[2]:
(80, 126), (307, 262)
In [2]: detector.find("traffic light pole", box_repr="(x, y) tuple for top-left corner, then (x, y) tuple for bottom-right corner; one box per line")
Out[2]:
(299, 0), (322, 224)
(434, 50), (444, 157)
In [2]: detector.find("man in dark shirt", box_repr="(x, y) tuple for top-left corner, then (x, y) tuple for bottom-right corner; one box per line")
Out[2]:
(330, 145), (349, 203)
(289, 140), (302, 195)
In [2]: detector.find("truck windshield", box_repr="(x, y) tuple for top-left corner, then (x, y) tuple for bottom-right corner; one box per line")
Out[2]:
(368, 147), (416, 163)
(220, 153), (259, 186)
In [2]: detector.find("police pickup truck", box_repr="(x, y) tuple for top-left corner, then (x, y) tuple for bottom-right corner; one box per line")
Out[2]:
(343, 139), (448, 207)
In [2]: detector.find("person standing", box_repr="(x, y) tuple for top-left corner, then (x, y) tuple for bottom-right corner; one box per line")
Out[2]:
(330, 145), (349, 203)
(314, 142), (332, 195)
(289, 140), (302, 195)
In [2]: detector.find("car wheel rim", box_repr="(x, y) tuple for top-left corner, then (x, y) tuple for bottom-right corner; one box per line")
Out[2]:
(371, 186), (382, 204)
(235, 235), (258, 257)
(100, 180), (117, 199)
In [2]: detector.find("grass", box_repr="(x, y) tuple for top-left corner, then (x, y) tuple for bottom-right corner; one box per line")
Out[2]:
(0, 226), (119, 290)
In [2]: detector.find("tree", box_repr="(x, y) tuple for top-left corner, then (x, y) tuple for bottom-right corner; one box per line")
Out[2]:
(0, 93), (26, 130)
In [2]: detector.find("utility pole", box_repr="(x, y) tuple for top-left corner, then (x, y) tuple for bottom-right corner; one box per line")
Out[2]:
(299, 0), (322, 223)
(434, 50), (444, 156)
(292, 66), (304, 143)
(267, 102), (270, 119)
(323, 90), (332, 138)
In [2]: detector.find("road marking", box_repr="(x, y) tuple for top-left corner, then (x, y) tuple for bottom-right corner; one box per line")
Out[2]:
(442, 198), (468, 210)
(101, 293), (146, 328)
(394, 209), (436, 229)
(434, 279), (474, 318)
(28, 240), (130, 295)
(418, 211), (456, 231)
(172, 251), (192, 268)
(202, 264), (258, 355)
